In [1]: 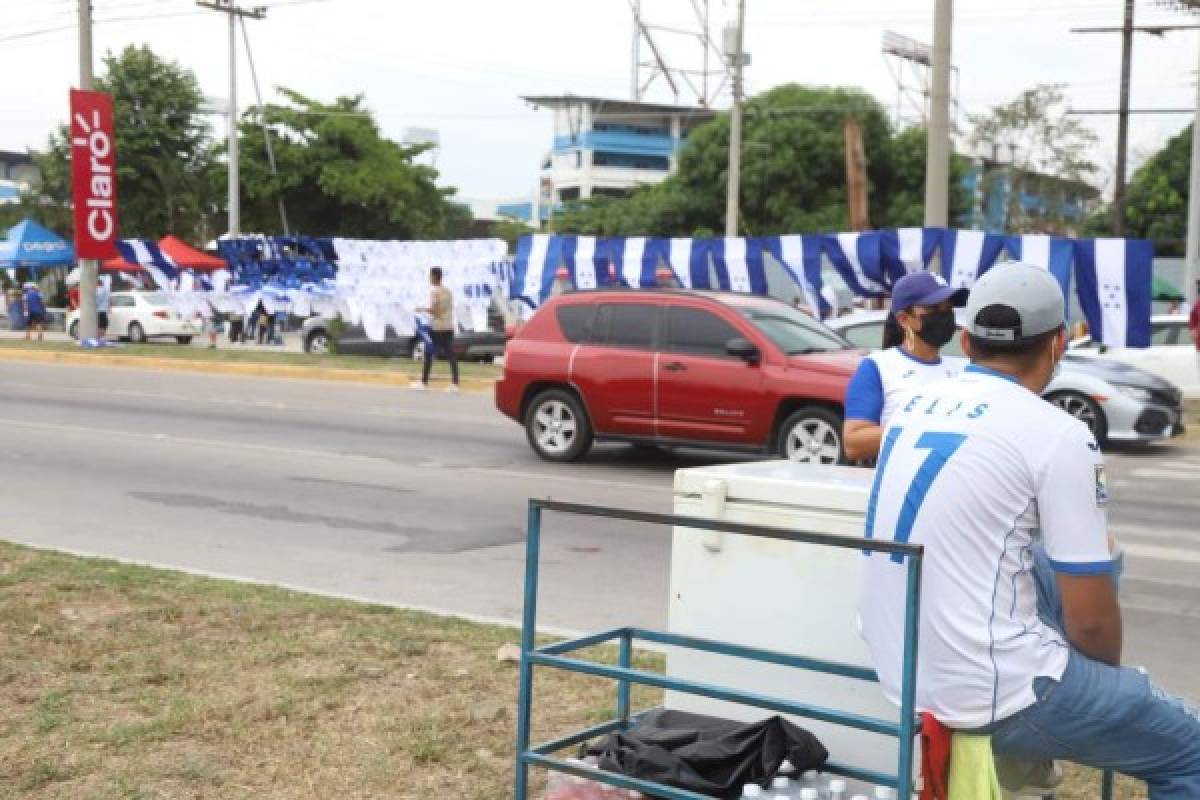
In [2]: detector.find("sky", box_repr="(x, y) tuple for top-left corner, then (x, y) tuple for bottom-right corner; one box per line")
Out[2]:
(0, 0), (1196, 204)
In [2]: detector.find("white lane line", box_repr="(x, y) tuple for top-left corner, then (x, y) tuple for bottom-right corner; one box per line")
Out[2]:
(1130, 467), (1200, 480)
(0, 416), (665, 495)
(1111, 525), (1200, 545)
(1122, 542), (1200, 566)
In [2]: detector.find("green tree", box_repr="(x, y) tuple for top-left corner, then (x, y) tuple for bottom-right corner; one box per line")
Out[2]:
(968, 83), (1100, 235)
(236, 89), (464, 238)
(34, 45), (217, 241)
(550, 84), (970, 237)
(1124, 124), (1190, 254)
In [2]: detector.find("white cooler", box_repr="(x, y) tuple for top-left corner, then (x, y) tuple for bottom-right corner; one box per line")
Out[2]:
(666, 460), (901, 779)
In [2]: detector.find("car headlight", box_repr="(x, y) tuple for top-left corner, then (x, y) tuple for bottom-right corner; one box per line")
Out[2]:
(1113, 384), (1153, 403)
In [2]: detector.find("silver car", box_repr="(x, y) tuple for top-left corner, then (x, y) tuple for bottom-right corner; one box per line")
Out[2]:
(828, 310), (1185, 446)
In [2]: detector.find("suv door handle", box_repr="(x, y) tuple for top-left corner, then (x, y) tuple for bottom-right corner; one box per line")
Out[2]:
(662, 361), (687, 372)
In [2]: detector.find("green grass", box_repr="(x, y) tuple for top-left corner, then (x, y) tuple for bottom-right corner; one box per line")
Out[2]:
(0, 541), (1147, 799)
(0, 338), (501, 380)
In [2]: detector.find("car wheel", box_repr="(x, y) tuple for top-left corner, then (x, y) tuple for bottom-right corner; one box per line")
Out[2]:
(777, 407), (844, 465)
(525, 389), (593, 462)
(68, 320), (79, 340)
(1047, 391), (1108, 443)
(305, 330), (330, 354)
(176, 336), (192, 345)
(128, 321), (146, 343)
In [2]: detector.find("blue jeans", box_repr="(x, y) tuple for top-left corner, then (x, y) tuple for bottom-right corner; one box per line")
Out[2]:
(989, 546), (1200, 798)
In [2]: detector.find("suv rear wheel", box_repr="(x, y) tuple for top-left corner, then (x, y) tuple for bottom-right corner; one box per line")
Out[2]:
(777, 407), (844, 465)
(305, 330), (331, 354)
(525, 389), (593, 462)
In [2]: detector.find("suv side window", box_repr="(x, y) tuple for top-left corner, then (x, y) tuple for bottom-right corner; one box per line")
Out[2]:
(598, 303), (657, 349)
(111, 295), (135, 308)
(841, 322), (884, 351)
(666, 306), (742, 357)
(556, 304), (597, 344)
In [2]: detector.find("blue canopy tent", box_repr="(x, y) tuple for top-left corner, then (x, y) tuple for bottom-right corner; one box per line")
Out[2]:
(0, 218), (74, 269)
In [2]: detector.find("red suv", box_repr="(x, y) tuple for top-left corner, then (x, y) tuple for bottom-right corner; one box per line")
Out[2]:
(495, 290), (862, 463)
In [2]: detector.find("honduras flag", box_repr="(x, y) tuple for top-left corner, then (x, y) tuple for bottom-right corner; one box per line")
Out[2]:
(667, 237), (695, 288)
(562, 235), (600, 290)
(768, 234), (829, 317)
(880, 227), (941, 287)
(712, 237), (768, 294)
(612, 237), (658, 288)
(512, 234), (557, 310)
(821, 232), (887, 297)
(1005, 234), (1075, 311)
(941, 229), (1005, 289)
(117, 238), (180, 290)
(1074, 238), (1154, 348)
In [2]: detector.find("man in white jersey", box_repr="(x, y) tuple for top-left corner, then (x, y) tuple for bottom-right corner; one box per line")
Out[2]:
(859, 262), (1200, 797)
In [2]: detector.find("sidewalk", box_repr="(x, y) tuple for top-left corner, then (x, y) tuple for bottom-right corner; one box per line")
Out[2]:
(0, 327), (305, 354)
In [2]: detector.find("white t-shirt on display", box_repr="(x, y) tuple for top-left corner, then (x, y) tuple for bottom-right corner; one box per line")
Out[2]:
(858, 365), (1114, 729)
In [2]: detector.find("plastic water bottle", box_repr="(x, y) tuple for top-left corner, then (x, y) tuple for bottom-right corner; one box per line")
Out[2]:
(825, 778), (847, 800)
(740, 786), (764, 799)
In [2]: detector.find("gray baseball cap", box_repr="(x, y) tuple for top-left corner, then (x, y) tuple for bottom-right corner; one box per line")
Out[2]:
(963, 261), (1065, 344)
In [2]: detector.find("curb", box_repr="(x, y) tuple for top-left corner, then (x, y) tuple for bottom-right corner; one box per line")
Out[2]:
(0, 347), (496, 393)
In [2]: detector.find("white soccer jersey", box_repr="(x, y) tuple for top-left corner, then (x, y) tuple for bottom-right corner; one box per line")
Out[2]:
(844, 347), (966, 428)
(858, 365), (1114, 729)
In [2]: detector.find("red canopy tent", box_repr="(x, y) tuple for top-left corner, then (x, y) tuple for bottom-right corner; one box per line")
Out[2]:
(100, 255), (143, 272)
(158, 235), (227, 270)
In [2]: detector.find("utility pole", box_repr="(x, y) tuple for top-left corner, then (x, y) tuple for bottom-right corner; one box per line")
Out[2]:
(724, 0), (746, 237)
(1187, 37), (1200, 304)
(924, 0), (953, 228)
(197, 1), (266, 237)
(1114, 0), (1136, 236)
(631, 0), (641, 100)
(77, 0), (97, 342)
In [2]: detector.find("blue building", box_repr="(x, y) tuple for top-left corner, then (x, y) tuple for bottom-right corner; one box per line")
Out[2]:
(959, 157), (1100, 235)
(521, 95), (716, 223)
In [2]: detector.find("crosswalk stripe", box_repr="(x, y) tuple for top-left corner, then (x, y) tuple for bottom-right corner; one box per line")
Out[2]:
(1122, 542), (1200, 565)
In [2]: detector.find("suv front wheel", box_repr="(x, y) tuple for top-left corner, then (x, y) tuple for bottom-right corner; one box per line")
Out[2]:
(777, 407), (844, 465)
(525, 389), (593, 462)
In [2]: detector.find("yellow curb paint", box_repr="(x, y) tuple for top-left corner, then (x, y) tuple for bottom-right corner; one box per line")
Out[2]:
(0, 347), (495, 393)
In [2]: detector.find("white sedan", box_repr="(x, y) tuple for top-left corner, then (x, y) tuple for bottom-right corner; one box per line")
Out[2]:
(1070, 314), (1199, 399)
(67, 291), (200, 344)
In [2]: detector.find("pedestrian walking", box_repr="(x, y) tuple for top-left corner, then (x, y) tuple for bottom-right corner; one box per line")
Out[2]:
(410, 266), (460, 391)
(22, 282), (46, 341)
(95, 279), (110, 340)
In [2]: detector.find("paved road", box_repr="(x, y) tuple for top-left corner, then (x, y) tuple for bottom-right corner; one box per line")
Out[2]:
(1, 359), (1197, 702)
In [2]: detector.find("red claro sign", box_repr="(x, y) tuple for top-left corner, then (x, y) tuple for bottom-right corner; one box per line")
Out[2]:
(69, 89), (118, 259)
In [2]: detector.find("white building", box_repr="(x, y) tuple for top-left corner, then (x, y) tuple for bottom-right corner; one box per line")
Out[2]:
(521, 94), (716, 224)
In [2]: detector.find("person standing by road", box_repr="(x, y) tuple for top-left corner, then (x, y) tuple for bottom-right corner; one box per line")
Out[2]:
(95, 278), (110, 340)
(1189, 280), (1200, 376)
(410, 266), (460, 392)
(842, 271), (968, 462)
(859, 262), (1200, 796)
(22, 282), (46, 342)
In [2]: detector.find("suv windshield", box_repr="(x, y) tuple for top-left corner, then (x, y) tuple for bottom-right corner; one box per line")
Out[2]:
(739, 305), (851, 354)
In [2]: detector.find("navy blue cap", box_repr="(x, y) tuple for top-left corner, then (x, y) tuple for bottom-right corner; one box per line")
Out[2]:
(890, 271), (968, 313)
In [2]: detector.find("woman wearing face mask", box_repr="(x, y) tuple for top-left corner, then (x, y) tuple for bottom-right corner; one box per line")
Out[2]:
(843, 271), (969, 462)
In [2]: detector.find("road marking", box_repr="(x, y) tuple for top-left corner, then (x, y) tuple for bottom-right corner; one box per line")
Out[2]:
(1130, 466), (1200, 480)
(1111, 525), (1200, 545)
(1123, 542), (1200, 566)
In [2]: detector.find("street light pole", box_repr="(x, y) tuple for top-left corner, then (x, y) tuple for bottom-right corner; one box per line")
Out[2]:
(77, 0), (98, 342)
(924, 0), (953, 227)
(724, 0), (746, 237)
(1186, 35), (1200, 306)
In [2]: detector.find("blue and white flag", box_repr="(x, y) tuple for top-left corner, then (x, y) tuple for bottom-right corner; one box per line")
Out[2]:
(667, 237), (694, 288)
(562, 235), (600, 290)
(769, 234), (829, 317)
(688, 238), (716, 289)
(1005, 234), (1075, 310)
(880, 227), (940, 286)
(612, 236), (659, 288)
(712, 237), (767, 294)
(117, 238), (180, 289)
(1074, 238), (1154, 348)
(512, 234), (556, 309)
(940, 229), (1005, 289)
(821, 232), (887, 297)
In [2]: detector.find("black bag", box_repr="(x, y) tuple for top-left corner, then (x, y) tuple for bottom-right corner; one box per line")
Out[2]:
(584, 709), (828, 799)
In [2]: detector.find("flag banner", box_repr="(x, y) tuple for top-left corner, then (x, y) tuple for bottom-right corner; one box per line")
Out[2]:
(617, 237), (649, 288)
(513, 233), (555, 309)
(941, 229), (1005, 289)
(770, 234), (829, 317)
(822, 232), (887, 297)
(1005, 234), (1075, 311)
(711, 237), (765, 294)
(688, 238), (715, 289)
(70, 89), (119, 259)
(563, 235), (599, 290)
(880, 227), (941, 286)
(668, 237), (694, 288)
(1074, 238), (1154, 348)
